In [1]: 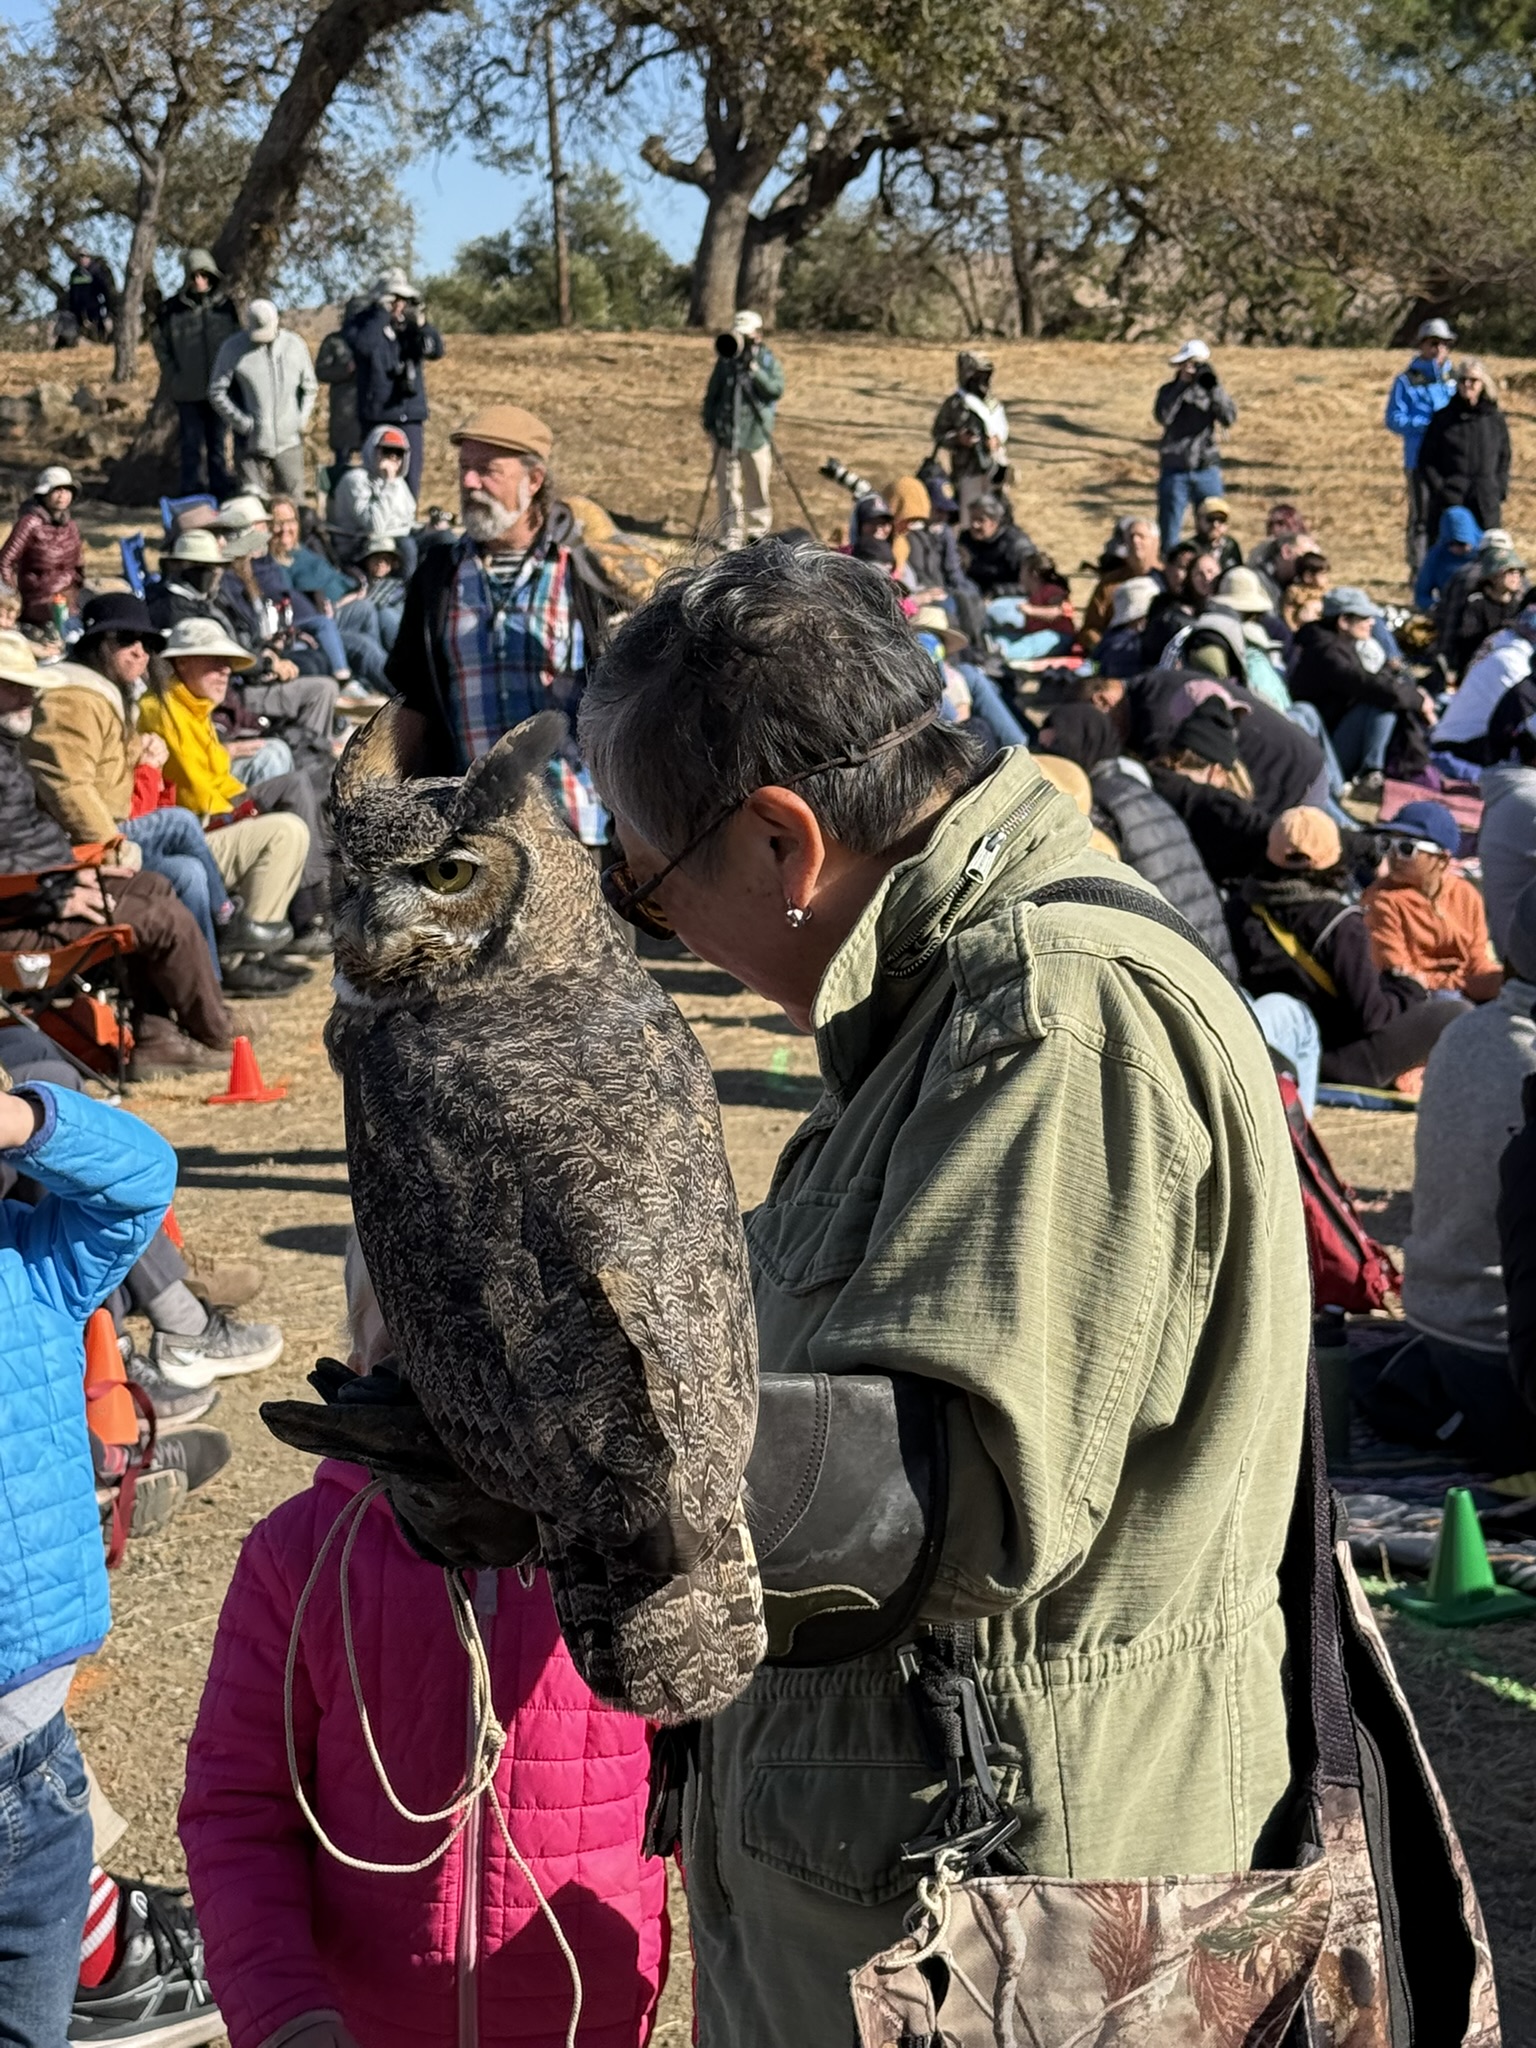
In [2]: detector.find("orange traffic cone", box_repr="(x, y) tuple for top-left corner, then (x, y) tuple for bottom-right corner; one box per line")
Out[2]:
(83, 1309), (137, 1449)
(206, 1035), (287, 1106)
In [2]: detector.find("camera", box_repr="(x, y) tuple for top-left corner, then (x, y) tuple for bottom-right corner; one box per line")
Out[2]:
(819, 457), (878, 500)
(715, 331), (747, 359)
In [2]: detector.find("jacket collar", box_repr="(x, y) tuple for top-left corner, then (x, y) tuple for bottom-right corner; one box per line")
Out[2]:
(42, 660), (129, 724)
(810, 746), (1090, 1100)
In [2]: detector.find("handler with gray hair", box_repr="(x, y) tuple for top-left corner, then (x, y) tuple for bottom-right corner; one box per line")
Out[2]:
(571, 539), (1310, 2044)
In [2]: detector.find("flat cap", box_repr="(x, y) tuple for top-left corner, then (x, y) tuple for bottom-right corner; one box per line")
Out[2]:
(450, 405), (554, 463)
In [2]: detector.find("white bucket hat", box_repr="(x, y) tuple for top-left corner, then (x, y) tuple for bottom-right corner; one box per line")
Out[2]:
(1214, 566), (1273, 616)
(0, 630), (66, 689)
(163, 617), (256, 670)
(1110, 575), (1161, 627)
(164, 529), (226, 565)
(34, 466), (74, 497)
(1168, 339), (1211, 366)
(211, 495), (270, 532)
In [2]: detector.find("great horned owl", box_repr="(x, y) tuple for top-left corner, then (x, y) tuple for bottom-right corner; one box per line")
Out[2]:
(319, 703), (765, 1723)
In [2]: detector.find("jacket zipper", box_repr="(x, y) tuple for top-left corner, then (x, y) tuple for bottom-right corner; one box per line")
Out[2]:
(457, 1571), (498, 2048)
(886, 787), (1048, 980)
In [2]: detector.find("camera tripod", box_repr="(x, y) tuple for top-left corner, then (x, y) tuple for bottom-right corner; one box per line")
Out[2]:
(691, 359), (819, 548)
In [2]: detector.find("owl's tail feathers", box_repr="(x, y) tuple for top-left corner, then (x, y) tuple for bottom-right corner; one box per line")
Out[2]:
(544, 1496), (766, 1725)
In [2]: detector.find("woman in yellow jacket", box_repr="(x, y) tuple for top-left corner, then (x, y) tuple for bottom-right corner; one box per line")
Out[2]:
(140, 618), (329, 965)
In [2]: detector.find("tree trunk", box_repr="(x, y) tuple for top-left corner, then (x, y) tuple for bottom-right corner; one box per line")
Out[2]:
(112, 158), (168, 384)
(736, 227), (790, 323)
(545, 21), (572, 328)
(689, 177), (759, 330)
(1004, 154), (1042, 340)
(211, 0), (451, 301)
(1390, 293), (1459, 348)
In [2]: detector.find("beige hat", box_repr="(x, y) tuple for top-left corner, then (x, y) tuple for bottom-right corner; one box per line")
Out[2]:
(450, 405), (554, 463)
(164, 529), (226, 565)
(1266, 806), (1343, 872)
(1215, 566), (1272, 616)
(162, 617), (255, 670)
(1034, 754), (1094, 815)
(211, 495), (270, 532)
(0, 630), (66, 689)
(911, 603), (967, 654)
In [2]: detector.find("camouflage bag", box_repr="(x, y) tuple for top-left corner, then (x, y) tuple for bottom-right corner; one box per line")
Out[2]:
(850, 1360), (1501, 2048)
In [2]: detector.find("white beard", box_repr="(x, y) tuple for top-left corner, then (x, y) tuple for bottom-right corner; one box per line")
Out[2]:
(461, 490), (519, 544)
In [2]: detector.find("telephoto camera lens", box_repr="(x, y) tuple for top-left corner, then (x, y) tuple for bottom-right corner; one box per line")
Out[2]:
(819, 457), (878, 499)
(715, 332), (740, 359)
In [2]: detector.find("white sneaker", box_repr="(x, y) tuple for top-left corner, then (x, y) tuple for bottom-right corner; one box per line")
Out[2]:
(149, 1313), (284, 1385)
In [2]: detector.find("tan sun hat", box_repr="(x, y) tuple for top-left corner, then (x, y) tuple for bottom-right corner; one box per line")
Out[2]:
(0, 630), (67, 689)
(450, 405), (554, 463)
(210, 495), (270, 532)
(162, 617), (255, 670)
(164, 529), (226, 566)
(1215, 566), (1273, 616)
(911, 603), (968, 655)
(1266, 806), (1343, 872)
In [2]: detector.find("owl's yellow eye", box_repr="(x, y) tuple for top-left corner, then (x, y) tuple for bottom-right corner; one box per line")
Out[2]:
(416, 855), (479, 895)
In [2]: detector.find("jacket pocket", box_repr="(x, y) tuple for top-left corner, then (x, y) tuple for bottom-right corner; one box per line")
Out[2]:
(745, 1185), (883, 1297)
(740, 1759), (934, 1906)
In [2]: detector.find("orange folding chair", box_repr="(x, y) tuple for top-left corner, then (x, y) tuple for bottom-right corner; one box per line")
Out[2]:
(0, 865), (136, 1090)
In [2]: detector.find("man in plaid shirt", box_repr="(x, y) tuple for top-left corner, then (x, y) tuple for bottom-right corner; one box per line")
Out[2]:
(387, 405), (611, 843)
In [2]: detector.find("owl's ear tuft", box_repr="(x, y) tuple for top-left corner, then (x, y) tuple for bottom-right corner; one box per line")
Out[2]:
(334, 699), (411, 808)
(452, 711), (568, 832)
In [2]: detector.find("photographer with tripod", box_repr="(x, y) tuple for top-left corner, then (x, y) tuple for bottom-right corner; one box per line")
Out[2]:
(1154, 339), (1237, 556)
(702, 310), (785, 549)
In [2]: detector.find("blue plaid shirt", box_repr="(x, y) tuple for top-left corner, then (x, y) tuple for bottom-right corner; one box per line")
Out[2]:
(442, 533), (607, 843)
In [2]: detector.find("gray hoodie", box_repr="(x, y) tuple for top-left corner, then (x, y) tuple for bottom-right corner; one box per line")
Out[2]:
(1401, 977), (1536, 1350)
(1479, 763), (1536, 956)
(208, 327), (317, 457)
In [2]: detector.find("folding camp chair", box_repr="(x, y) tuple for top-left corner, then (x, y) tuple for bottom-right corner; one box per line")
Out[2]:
(119, 533), (148, 598)
(158, 493), (216, 539)
(0, 871), (135, 1091)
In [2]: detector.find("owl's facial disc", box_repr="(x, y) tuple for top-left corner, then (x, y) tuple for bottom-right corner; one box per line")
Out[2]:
(331, 830), (528, 995)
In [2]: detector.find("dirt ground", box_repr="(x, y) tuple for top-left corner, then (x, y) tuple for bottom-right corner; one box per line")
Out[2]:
(8, 327), (1536, 601)
(5, 328), (1529, 2036)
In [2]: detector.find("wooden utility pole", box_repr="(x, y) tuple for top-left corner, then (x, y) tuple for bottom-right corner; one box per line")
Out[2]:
(544, 19), (572, 327)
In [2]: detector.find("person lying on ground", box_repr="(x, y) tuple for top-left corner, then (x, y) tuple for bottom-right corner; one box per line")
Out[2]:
(1228, 806), (1466, 1095)
(1363, 799), (1502, 1001)
(180, 1235), (667, 2048)
(0, 635), (252, 1076)
(0, 467), (85, 629)
(1367, 878), (1536, 1475)
(141, 622), (331, 959)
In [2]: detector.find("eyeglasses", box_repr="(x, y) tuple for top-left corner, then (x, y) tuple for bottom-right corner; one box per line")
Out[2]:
(600, 705), (940, 940)
(1385, 836), (1444, 860)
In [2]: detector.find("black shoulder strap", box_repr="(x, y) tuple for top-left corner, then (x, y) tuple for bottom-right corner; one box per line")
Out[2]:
(1022, 872), (1225, 971)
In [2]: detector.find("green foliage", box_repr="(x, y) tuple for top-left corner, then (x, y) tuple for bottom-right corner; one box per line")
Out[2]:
(424, 166), (689, 331)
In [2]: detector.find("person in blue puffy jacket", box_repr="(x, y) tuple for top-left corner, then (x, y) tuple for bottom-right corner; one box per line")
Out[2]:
(0, 1076), (174, 2045)
(1385, 317), (1457, 574)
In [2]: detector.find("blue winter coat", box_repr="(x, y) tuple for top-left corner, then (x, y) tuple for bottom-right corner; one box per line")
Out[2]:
(1414, 505), (1483, 613)
(0, 1085), (175, 1695)
(1384, 356), (1456, 471)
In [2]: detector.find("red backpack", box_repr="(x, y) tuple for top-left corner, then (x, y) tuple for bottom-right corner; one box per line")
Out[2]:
(1276, 1071), (1400, 1312)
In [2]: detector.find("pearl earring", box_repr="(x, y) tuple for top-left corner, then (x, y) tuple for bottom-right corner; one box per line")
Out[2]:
(784, 904), (812, 928)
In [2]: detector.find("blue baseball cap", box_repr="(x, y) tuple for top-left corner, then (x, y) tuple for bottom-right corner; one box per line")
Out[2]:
(1389, 800), (1460, 855)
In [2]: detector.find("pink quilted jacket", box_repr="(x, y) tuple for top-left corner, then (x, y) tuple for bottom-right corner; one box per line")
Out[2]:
(179, 1462), (668, 2048)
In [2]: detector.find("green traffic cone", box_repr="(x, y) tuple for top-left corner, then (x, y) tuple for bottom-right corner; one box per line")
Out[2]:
(1386, 1486), (1536, 1627)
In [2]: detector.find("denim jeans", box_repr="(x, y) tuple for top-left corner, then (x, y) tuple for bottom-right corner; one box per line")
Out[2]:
(1157, 464), (1224, 556)
(1330, 701), (1397, 779)
(1249, 992), (1321, 1117)
(233, 738), (295, 788)
(0, 1713), (93, 2048)
(123, 808), (231, 973)
(299, 613), (351, 679)
(176, 401), (232, 499)
(957, 663), (1029, 750)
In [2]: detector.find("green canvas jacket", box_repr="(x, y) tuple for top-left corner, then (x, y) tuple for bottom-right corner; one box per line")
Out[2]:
(701, 346), (784, 453)
(687, 746), (1310, 2043)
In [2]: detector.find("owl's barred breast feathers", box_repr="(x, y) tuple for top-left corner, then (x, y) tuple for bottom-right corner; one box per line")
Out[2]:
(325, 705), (767, 1720)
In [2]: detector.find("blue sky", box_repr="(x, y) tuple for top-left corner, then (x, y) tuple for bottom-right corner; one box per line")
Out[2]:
(1, 0), (708, 275)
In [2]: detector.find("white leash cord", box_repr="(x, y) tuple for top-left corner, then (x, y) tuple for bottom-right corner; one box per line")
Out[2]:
(283, 1481), (584, 2046)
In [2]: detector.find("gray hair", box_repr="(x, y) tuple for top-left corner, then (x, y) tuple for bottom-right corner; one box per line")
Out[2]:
(580, 539), (982, 866)
(970, 493), (1008, 523)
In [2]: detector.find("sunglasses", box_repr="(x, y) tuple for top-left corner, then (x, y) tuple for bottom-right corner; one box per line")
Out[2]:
(601, 705), (940, 940)
(1385, 836), (1445, 860)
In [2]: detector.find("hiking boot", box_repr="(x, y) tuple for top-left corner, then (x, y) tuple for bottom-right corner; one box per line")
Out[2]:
(281, 918), (333, 958)
(217, 912), (293, 957)
(183, 1254), (262, 1312)
(147, 1427), (231, 1494)
(150, 1311), (283, 1384)
(126, 1030), (228, 1083)
(123, 1349), (221, 1430)
(69, 1879), (223, 2047)
(221, 957), (305, 997)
